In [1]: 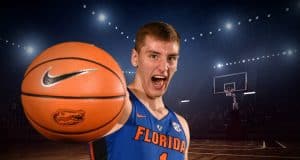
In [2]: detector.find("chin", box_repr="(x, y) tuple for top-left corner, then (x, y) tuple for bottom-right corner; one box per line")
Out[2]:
(149, 89), (166, 98)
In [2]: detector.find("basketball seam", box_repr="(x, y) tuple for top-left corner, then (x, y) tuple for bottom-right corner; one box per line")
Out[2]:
(21, 92), (125, 99)
(22, 56), (127, 100)
(23, 57), (123, 85)
(23, 95), (126, 135)
(22, 55), (128, 137)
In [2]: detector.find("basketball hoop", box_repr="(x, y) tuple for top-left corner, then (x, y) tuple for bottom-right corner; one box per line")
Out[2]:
(224, 88), (235, 97)
(224, 88), (238, 110)
(225, 90), (231, 96)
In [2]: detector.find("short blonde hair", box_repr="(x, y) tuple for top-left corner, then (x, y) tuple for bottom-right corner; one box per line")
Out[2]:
(134, 22), (180, 52)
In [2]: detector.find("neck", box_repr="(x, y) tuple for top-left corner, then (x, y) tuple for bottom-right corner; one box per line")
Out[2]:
(128, 83), (166, 113)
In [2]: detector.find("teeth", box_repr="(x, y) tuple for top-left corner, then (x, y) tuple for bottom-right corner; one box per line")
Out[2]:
(153, 75), (166, 79)
(151, 75), (167, 82)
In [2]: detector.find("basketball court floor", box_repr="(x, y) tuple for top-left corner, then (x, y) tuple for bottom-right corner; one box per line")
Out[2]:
(2, 139), (300, 160)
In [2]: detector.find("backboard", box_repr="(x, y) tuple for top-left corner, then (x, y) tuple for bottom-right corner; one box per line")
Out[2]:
(213, 72), (247, 94)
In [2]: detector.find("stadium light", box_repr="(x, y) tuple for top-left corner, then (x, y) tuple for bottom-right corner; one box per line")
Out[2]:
(25, 46), (34, 55)
(225, 22), (233, 30)
(82, 2), (293, 45)
(285, 8), (290, 12)
(243, 91), (256, 95)
(217, 63), (223, 68)
(180, 100), (190, 103)
(287, 49), (293, 55)
(98, 13), (107, 22)
(213, 47), (298, 70)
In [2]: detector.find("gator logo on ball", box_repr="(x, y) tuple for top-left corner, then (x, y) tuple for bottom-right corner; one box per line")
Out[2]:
(53, 109), (85, 125)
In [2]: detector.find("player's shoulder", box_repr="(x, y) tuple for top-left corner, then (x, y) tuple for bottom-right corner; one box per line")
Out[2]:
(174, 112), (189, 133)
(174, 112), (190, 155)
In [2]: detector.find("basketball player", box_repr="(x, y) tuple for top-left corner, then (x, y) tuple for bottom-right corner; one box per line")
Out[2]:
(90, 21), (190, 160)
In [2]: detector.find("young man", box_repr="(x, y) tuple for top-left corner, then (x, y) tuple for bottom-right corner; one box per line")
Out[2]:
(90, 21), (190, 160)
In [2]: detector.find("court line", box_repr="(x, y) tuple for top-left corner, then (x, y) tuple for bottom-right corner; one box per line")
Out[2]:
(189, 152), (300, 159)
(190, 140), (258, 145)
(262, 140), (266, 149)
(275, 140), (287, 149)
(190, 144), (259, 148)
(190, 146), (264, 151)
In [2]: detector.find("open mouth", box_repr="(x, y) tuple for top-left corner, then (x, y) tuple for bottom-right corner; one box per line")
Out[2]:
(151, 75), (167, 89)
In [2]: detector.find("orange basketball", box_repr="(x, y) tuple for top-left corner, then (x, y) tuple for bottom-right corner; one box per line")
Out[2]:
(21, 42), (126, 142)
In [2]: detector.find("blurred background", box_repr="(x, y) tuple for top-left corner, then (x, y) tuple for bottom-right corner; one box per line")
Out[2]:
(0, 0), (299, 144)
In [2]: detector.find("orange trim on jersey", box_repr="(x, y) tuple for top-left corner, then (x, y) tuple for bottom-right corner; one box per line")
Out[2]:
(89, 142), (95, 160)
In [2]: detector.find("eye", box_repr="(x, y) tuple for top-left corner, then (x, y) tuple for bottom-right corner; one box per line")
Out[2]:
(168, 56), (178, 62)
(150, 54), (159, 60)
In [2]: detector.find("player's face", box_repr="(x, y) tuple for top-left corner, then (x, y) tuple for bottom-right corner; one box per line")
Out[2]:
(132, 36), (179, 98)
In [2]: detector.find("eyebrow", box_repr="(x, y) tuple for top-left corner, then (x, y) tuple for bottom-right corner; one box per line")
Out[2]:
(147, 50), (179, 56)
(147, 50), (160, 54)
(168, 53), (179, 56)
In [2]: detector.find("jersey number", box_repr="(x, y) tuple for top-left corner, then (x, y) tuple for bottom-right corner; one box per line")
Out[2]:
(159, 152), (168, 160)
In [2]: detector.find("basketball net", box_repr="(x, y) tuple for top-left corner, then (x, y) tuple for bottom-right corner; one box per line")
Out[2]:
(224, 88), (234, 97)
(224, 89), (239, 110)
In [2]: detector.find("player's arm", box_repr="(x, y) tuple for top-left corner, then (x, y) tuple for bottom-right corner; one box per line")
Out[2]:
(103, 90), (132, 136)
(89, 92), (132, 160)
(176, 114), (190, 160)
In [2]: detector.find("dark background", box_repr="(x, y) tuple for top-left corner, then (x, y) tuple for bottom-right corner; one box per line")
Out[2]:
(0, 0), (299, 142)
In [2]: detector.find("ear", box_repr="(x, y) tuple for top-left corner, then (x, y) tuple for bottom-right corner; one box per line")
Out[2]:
(131, 48), (138, 67)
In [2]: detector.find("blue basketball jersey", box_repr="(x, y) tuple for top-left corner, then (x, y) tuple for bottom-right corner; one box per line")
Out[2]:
(91, 89), (187, 160)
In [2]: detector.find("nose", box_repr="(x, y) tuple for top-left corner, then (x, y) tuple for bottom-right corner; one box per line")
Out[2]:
(158, 58), (169, 72)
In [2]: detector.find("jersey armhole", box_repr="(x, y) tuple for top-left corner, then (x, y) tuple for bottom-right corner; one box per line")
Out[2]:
(89, 139), (108, 160)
